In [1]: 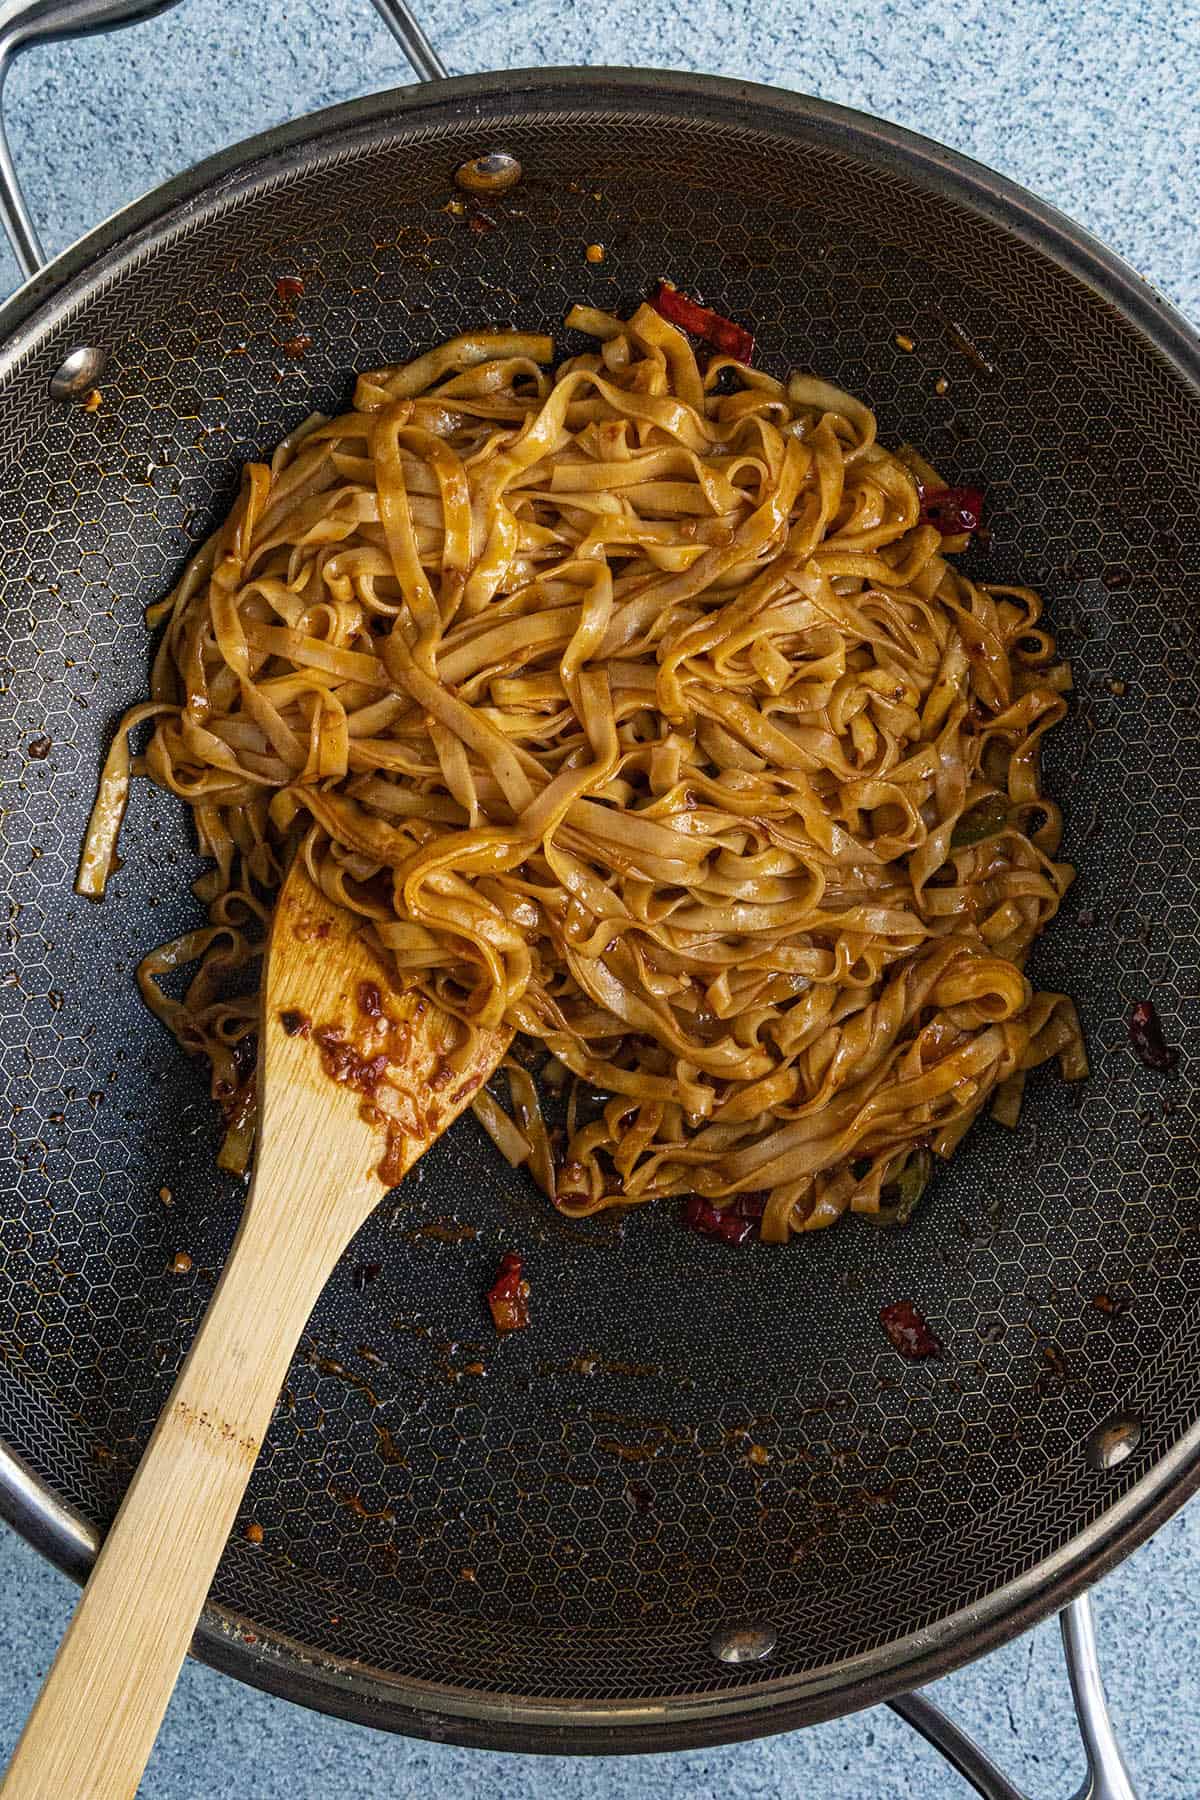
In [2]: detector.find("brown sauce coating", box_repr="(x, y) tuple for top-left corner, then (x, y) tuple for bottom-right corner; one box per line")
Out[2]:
(314, 1025), (388, 1097)
(307, 980), (481, 1186)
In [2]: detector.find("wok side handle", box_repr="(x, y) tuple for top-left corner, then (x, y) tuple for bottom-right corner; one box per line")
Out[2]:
(0, 0), (445, 280)
(0, 68), (37, 276)
(887, 1595), (1138, 1800)
(1061, 1594), (1139, 1800)
(367, 0), (446, 83)
(0, 0), (185, 276)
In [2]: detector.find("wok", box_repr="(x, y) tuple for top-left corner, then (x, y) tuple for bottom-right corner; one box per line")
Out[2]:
(0, 1), (1197, 1792)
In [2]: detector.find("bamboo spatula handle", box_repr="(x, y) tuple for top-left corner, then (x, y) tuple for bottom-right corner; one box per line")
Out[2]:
(0, 1188), (331, 1800)
(2, 860), (508, 1799)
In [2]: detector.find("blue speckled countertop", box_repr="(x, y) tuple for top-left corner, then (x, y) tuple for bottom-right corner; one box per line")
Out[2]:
(0, 1), (1197, 1794)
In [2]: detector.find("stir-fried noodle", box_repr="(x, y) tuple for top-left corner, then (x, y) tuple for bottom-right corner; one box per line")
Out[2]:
(80, 300), (1084, 1240)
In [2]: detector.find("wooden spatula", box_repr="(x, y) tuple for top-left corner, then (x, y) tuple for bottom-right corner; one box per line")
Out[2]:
(1, 862), (509, 1800)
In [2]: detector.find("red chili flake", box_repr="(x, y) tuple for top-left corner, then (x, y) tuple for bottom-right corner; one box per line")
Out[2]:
(466, 203), (497, 235)
(275, 275), (305, 303)
(879, 1300), (942, 1360)
(650, 281), (755, 362)
(314, 1025), (388, 1095)
(279, 1009), (310, 1038)
(918, 485), (984, 536)
(352, 1261), (381, 1294)
(357, 981), (383, 1021)
(487, 1251), (530, 1332)
(1129, 1000), (1177, 1072)
(281, 334), (312, 358)
(684, 1194), (758, 1246)
(1091, 1292), (1130, 1317)
(27, 736), (52, 760)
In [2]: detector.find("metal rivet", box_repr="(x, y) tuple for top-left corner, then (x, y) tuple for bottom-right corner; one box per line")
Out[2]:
(49, 346), (109, 402)
(454, 152), (523, 195)
(708, 1621), (777, 1665)
(1085, 1411), (1142, 1471)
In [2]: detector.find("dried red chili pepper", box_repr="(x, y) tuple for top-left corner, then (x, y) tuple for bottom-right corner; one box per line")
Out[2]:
(487, 1251), (530, 1332)
(1129, 1000), (1177, 1072)
(684, 1194), (758, 1245)
(919, 485), (984, 536)
(879, 1300), (942, 1360)
(650, 282), (754, 362)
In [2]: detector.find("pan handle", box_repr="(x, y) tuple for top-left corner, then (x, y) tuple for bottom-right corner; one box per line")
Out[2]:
(888, 1595), (1138, 1800)
(0, 0), (445, 281)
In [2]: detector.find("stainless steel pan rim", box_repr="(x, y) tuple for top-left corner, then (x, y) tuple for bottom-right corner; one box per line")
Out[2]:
(0, 64), (1196, 1761)
(5, 1413), (1199, 1752)
(1, 68), (1197, 388)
